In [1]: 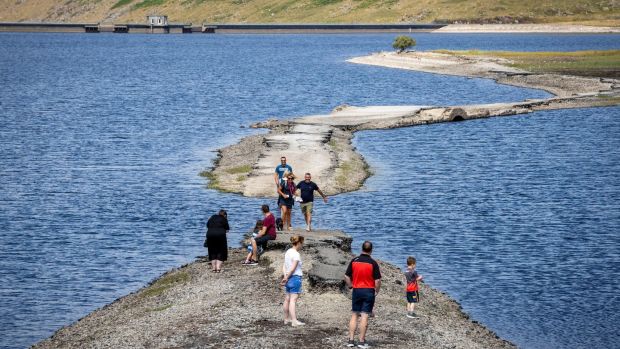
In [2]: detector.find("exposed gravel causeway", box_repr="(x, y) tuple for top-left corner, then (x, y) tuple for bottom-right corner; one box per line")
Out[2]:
(33, 230), (515, 349)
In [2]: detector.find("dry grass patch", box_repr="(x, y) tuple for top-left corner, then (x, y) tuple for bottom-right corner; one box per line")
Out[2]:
(435, 49), (620, 78)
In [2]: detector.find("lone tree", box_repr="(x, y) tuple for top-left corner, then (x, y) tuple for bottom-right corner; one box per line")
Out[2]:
(392, 35), (416, 53)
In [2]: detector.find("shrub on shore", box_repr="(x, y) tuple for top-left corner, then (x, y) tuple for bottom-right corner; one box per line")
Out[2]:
(393, 36), (416, 53)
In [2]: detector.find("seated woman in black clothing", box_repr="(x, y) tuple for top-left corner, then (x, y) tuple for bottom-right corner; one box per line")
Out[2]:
(205, 209), (229, 273)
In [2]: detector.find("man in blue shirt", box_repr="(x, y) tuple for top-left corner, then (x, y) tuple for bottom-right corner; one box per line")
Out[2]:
(274, 156), (293, 187)
(296, 172), (328, 232)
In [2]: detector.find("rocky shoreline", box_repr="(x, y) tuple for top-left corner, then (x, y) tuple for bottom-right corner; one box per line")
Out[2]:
(33, 230), (515, 348)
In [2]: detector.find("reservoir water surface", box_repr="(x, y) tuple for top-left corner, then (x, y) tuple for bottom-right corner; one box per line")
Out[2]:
(0, 33), (618, 349)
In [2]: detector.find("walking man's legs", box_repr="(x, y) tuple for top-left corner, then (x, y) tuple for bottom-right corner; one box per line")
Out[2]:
(348, 312), (358, 341)
(301, 203), (313, 231)
(305, 209), (312, 231)
(358, 313), (370, 342)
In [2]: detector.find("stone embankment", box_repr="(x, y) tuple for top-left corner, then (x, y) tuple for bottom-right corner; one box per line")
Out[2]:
(206, 51), (619, 197)
(33, 230), (514, 349)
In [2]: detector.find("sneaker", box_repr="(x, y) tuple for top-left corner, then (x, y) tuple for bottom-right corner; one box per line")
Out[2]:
(257, 246), (264, 255)
(346, 339), (356, 347)
(291, 320), (305, 327)
(284, 319), (291, 325)
(244, 260), (258, 266)
(357, 342), (370, 349)
(406, 312), (418, 319)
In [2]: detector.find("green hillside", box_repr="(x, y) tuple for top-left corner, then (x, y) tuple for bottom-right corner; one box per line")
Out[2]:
(0, 0), (618, 25)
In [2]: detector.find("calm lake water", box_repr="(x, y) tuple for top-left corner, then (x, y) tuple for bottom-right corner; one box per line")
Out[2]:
(0, 33), (618, 349)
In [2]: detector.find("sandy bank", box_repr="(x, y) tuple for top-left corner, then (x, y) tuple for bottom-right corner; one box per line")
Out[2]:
(433, 24), (620, 33)
(206, 51), (618, 197)
(33, 230), (514, 349)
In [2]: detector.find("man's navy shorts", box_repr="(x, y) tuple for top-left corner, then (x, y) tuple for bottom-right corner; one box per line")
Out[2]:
(351, 288), (375, 314)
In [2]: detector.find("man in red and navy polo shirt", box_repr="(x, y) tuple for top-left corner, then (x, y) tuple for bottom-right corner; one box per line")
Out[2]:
(344, 241), (381, 348)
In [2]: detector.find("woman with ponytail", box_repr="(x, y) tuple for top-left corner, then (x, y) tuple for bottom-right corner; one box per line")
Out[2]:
(280, 235), (305, 326)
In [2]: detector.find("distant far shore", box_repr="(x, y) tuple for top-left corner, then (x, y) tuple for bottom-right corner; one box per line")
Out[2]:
(1, 22), (619, 34)
(435, 23), (620, 33)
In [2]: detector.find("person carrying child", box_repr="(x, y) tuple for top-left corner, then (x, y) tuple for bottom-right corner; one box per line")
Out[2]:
(404, 256), (423, 319)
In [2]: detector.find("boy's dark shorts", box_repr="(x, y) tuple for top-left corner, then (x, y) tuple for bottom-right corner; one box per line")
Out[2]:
(352, 288), (376, 314)
(406, 291), (419, 303)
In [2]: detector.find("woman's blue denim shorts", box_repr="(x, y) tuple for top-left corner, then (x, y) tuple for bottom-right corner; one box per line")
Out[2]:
(285, 275), (302, 294)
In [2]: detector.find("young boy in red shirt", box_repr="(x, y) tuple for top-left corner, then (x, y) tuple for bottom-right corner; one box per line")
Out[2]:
(405, 256), (423, 318)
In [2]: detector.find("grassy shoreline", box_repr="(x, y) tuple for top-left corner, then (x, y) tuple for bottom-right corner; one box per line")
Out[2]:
(433, 49), (620, 78)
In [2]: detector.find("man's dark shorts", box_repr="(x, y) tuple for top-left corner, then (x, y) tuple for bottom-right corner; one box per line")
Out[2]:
(351, 288), (375, 314)
(406, 291), (419, 303)
(254, 235), (273, 249)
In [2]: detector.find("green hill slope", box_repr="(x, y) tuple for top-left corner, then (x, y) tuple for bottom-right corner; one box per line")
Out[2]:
(0, 0), (618, 25)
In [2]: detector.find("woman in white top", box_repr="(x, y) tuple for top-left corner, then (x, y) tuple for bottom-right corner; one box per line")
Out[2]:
(280, 235), (305, 327)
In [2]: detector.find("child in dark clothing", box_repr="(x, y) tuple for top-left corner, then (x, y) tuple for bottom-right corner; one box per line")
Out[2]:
(405, 256), (423, 318)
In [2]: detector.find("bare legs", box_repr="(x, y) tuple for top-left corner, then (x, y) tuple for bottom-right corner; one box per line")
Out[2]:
(250, 239), (258, 261)
(407, 302), (415, 312)
(282, 205), (292, 230)
(211, 259), (222, 272)
(283, 293), (302, 325)
(303, 210), (312, 231)
(348, 313), (370, 342)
